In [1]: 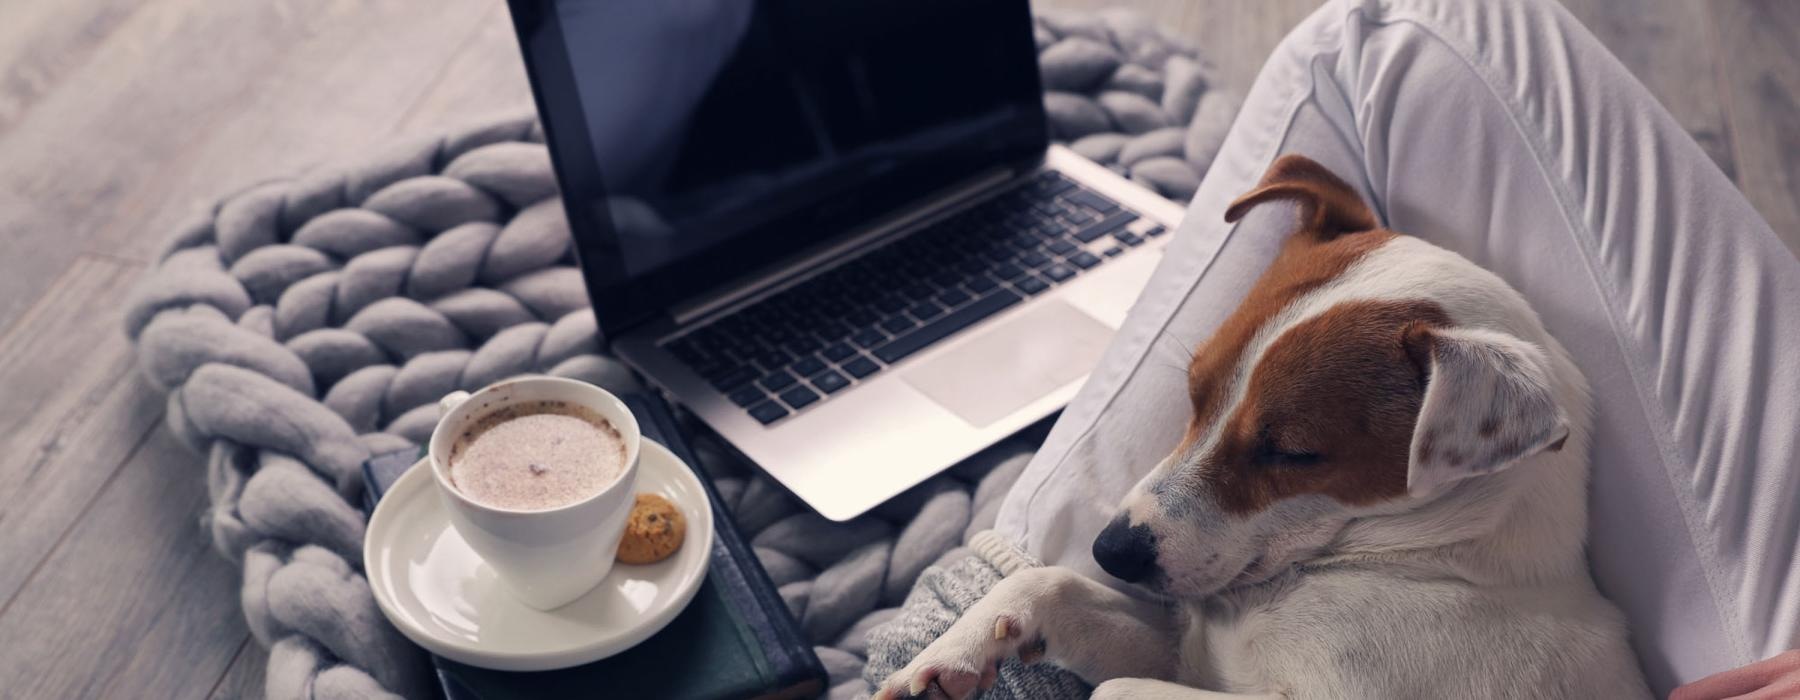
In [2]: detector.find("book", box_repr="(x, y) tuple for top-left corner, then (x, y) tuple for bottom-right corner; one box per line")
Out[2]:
(361, 392), (826, 700)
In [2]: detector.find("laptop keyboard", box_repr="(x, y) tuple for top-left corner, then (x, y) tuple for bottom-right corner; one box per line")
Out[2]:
(661, 171), (1166, 426)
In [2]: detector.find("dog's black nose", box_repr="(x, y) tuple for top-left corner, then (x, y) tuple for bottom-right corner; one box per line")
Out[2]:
(1092, 516), (1158, 583)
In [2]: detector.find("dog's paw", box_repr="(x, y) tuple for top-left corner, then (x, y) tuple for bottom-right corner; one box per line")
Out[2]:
(872, 613), (1046, 700)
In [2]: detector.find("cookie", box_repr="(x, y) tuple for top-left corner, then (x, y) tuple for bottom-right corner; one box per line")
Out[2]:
(615, 493), (686, 564)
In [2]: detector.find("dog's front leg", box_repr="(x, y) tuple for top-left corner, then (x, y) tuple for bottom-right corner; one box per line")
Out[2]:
(874, 566), (1181, 699)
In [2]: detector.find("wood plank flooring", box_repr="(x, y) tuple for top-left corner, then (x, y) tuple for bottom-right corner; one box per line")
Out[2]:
(1711, 0), (1800, 250)
(0, 1), (1793, 697)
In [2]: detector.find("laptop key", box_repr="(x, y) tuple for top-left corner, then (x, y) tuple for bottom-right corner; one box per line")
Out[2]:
(753, 350), (792, 372)
(727, 385), (766, 407)
(1017, 250), (1051, 268)
(935, 288), (971, 307)
(1115, 231), (1144, 246)
(908, 301), (946, 321)
(1015, 275), (1049, 295)
(880, 315), (916, 334)
(748, 401), (789, 425)
(782, 336), (824, 356)
(992, 262), (1026, 280)
(791, 354), (827, 377)
(874, 296), (907, 314)
(1144, 225), (1167, 237)
(720, 338), (759, 361)
(780, 386), (820, 410)
(842, 355), (880, 378)
(966, 274), (1000, 293)
(1043, 263), (1076, 282)
(709, 366), (760, 392)
(822, 342), (857, 362)
(851, 328), (888, 348)
(814, 320), (853, 341)
(759, 370), (798, 392)
(1103, 246), (1125, 257)
(872, 289), (1025, 364)
(1046, 239), (1077, 255)
(688, 357), (725, 378)
(1069, 251), (1102, 269)
(811, 369), (851, 394)
(1066, 189), (1120, 214)
(1031, 216), (1066, 235)
(1072, 211), (1137, 242)
(978, 245), (1013, 264)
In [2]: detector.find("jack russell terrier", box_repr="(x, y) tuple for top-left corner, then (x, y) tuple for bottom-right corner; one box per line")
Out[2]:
(876, 155), (1651, 699)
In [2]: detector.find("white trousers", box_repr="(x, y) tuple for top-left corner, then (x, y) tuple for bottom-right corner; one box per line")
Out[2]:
(993, 0), (1800, 695)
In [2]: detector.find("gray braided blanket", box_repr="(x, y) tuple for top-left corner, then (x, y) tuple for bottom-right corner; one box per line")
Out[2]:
(121, 10), (1234, 698)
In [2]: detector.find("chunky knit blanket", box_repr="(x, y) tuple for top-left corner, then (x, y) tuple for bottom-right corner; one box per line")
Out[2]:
(122, 9), (1235, 699)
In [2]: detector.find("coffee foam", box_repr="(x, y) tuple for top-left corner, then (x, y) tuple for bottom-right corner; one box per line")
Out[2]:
(448, 400), (627, 511)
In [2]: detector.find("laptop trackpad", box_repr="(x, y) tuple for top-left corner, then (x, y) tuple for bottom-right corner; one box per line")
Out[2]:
(901, 300), (1112, 428)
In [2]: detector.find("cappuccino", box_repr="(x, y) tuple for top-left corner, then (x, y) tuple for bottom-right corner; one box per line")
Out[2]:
(448, 400), (628, 511)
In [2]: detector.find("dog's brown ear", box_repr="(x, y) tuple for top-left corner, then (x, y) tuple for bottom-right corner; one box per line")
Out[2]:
(1403, 326), (1571, 496)
(1224, 154), (1377, 237)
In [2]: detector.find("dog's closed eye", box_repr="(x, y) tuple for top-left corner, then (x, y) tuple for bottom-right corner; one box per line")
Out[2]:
(1253, 428), (1324, 468)
(1259, 448), (1323, 468)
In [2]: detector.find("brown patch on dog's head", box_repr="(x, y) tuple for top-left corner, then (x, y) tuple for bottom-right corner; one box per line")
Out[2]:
(1199, 300), (1452, 515)
(1174, 155), (1448, 515)
(1178, 156), (1392, 454)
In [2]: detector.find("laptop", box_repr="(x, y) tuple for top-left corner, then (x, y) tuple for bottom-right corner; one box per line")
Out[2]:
(509, 0), (1185, 521)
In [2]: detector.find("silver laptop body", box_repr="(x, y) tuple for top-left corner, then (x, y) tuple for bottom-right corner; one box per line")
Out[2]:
(616, 149), (1181, 519)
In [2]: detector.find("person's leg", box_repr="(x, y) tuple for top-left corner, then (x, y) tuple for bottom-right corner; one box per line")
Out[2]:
(1344, 1), (1797, 691)
(994, 0), (1799, 694)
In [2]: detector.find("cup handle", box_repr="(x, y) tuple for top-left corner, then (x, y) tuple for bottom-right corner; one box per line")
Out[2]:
(439, 390), (472, 418)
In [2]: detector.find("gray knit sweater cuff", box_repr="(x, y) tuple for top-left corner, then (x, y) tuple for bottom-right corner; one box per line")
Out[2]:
(857, 531), (1090, 699)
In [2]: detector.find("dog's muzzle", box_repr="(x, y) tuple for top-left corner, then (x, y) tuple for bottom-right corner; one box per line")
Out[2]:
(1093, 516), (1159, 583)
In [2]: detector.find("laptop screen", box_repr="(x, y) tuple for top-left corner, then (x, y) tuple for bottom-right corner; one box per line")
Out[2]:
(510, 0), (1047, 336)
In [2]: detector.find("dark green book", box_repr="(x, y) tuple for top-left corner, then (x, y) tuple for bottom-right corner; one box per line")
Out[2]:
(361, 392), (826, 700)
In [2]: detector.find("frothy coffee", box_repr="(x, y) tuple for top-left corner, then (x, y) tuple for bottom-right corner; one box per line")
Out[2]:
(448, 400), (627, 511)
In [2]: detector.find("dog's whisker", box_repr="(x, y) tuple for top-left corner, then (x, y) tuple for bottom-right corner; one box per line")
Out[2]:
(1148, 329), (1204, 379)
(1151, 362), (1189, 376)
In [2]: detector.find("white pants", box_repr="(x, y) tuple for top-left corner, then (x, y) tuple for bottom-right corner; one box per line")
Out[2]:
(993, 0), (1800, 695)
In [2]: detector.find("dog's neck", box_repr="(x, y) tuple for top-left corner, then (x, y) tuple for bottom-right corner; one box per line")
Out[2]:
(1317, 448), (1591, 586)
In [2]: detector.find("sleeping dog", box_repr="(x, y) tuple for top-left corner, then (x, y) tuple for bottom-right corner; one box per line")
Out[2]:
(875, 155), (1651, 699)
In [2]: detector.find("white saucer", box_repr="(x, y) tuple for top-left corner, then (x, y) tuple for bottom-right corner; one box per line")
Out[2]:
(365, 439), (714, 672)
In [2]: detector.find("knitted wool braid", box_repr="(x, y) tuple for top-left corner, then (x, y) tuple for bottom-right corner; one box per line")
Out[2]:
(122, 11), (1237, 698)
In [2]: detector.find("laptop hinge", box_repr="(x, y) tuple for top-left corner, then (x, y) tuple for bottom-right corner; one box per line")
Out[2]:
(668, 166), (1023, 327)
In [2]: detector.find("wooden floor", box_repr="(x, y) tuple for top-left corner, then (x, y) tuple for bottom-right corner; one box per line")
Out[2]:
(0, 1), (1793, 697)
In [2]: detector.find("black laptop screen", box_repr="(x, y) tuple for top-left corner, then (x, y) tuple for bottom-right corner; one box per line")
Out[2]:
(510, 0), (1047, 336)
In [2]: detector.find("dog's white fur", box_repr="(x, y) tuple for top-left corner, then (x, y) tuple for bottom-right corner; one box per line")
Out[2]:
(875, 235), (1651, 699)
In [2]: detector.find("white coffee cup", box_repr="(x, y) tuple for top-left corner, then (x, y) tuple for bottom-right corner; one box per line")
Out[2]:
(430, 376), (642, 610)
